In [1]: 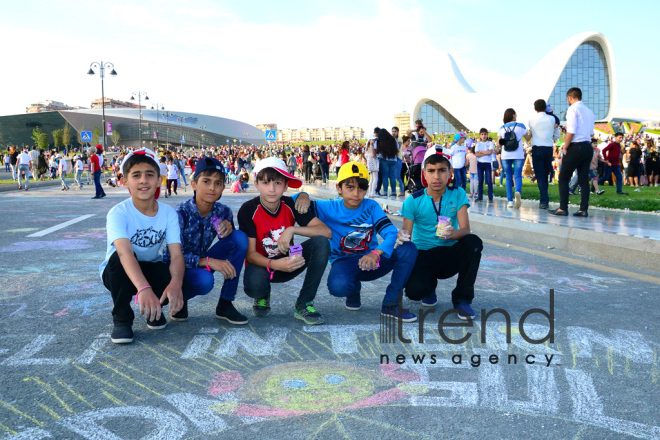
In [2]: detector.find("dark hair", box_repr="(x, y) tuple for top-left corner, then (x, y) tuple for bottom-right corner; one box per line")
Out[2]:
(402, 135), (410, 144)
(503, 108), (516, 124)
(256, 167), (288, 184)
(341, 141), (350, 150)
(615, 132), (624, 138)
(303, 145), (310, 152)
(392, 126), (399, 132)
(534, 99), (547, 112)
(376, 129), (398, 159)
(424, 153), (452, 169)
(373, 127), (380, 135)
(339, 176), (369, 191)
(123, 155), (160, 176)
(320, 145), (325, 151)
(95, 147), (103, 155)
(194, 168), (225, 182)
(479, 128), (488, 134)
(566, 87), (582, 100)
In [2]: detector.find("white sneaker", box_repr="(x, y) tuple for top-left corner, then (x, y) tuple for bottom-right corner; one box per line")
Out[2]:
(514, 192), (522, 209)
(507, 201), (514, 208)
(499, 184), (503, 188)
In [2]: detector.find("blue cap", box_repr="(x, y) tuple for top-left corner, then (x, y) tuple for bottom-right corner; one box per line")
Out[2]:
(193, 157), (225, 179)
(454, 132), (466, 142)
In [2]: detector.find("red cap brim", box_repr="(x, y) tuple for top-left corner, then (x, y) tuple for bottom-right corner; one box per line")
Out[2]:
(273, 167), (303, 188)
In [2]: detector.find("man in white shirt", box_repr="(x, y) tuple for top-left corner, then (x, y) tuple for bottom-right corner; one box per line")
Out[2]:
(474, 129), (495, 202)
(17, 147), (32, 190)
(58, 154), (70, 191)
(528, 99), (561, 209)
(448, 133), (468, 190)
(549, 88), (596, 217)
(29, 147), (40, 179)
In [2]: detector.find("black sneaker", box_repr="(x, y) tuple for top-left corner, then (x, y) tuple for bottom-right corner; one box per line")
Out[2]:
(111, 325), (134, 344)
(170, 301), (188, 322)
(294, 302), (324, 325)
(146, 314), (167, 329)
(216, 300), (248, 325)
(252, 293), (271, 317)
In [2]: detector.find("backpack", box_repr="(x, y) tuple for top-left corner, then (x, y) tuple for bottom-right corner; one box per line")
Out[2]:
(502, 123), (519, 152)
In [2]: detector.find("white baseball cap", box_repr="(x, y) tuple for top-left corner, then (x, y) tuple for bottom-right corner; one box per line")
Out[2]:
(252, 156), (303, 189)
(421, 146), (452, 188)
(120, 148), (160, 176)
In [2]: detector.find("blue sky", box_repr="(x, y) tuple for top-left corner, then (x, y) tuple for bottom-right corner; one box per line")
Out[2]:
(0, 0), (657, 132)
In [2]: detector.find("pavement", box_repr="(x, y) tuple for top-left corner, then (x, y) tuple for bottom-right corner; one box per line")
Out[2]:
(0, 184), (659, 439)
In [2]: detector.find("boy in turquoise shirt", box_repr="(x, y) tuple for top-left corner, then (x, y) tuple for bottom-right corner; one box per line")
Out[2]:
(396, 147), (483, 320)
(294, 162), (418, 321)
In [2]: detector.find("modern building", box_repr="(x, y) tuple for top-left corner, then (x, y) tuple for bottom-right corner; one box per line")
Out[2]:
(276, 126), (364, 142)
(0, 108), (266, 149)
(411, 31), (658, 134)
(90, 98), (142, 110)
(393, 112), (412, 135)
(26, 100), (75, 113)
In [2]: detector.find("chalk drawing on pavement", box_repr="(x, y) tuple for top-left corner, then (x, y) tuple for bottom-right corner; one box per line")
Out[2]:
(0, 239), (93, 253)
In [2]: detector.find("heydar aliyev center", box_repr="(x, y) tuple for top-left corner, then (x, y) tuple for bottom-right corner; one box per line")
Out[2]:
(412, 31), (657, 133)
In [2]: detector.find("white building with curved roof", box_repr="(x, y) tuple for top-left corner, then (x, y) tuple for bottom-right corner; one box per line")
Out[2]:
(412, 32), (622, 133)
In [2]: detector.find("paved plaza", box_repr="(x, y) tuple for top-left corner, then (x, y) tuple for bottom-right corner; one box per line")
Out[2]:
(0, 185), (658, 439)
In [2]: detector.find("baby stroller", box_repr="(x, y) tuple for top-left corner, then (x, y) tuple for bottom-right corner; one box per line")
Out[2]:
(406, 146), (428, 193)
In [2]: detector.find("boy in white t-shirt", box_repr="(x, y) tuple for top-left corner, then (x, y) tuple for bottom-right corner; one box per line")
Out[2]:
(73, 155), (84, 189)
(474, 128), (495, 202)
(448, 133), (468, 191)
(159, 156), (169, 198)
(166, 157), (180, 196)
(100, 148), (185, 344)
(57, 154), (70, 191)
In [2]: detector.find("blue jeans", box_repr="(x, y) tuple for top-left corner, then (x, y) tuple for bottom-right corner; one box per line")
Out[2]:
(181, 230), (248, 302)
(74, 170), (83, 188)
(501, 159), (524, 201)
(327, 242), (418, 307)
(570, 170), (597, 191)
(17, 165), (29, 188)
(598, 165), (623, 193)
(396, 158), (405, 193)
(93, 169), (105, 197)
(453, 167), (467, 191)
(319, 162), (329, 183)
(60, 173), (69, 189)
(477, 161), (493, 200)
(380, 159), (398, 196)
(531, 147), (554, 205)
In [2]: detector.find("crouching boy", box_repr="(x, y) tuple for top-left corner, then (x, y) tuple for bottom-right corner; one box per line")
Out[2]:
(294, 162), (418, 321)
(163, 157), (249, 324)
(396, 147), (483, 320)
(100, 148), (185, 344)
(237, 157), (331, 325)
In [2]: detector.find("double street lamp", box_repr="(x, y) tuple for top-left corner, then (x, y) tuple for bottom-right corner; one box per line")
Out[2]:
(87, 61), (117, 149)
(130, 91), (149, 148)
(199, 125), (207, 150)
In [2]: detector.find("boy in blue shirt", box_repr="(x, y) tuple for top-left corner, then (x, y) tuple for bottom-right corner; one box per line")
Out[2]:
(294, 162), (418, 321)
(100, 148), (185, 344)
(396, 147), (483, 320)
(163, 157), (249, 325)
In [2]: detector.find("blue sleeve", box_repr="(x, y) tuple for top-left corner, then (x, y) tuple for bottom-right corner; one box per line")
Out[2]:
(371, 203), (397, 258)
(401, 196), (415, 221)
(455, 189), (470, 211)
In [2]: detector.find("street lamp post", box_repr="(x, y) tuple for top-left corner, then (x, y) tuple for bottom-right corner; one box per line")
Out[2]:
(87, 61), (117, 149)
(177, 116), (186, 149)
(130, 91), (149, 148)
(151, 104), (165, 149)
(162, 112), (172, 148)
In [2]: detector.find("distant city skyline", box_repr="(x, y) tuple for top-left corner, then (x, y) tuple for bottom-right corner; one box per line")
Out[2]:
(1, 0), (658, 133)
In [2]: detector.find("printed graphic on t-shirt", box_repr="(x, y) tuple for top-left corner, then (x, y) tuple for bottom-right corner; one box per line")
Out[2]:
(261, 226), (286, 257)
(340, 224), (374, 254)
(130, 227), (166, 248)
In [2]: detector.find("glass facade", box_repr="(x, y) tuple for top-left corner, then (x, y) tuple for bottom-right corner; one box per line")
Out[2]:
(547, 41), (610, 121)
(415, 100), (467, 135)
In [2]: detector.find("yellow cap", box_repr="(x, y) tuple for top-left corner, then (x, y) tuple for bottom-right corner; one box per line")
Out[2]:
(337, 161), (370, 184)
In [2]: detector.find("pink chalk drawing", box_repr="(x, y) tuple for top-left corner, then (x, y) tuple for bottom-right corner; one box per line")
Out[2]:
(54, 307), (69, 317)
(206, 361), (426, 418)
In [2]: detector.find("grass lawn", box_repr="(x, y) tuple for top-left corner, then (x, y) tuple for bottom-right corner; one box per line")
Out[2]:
(489, 179), (660, 212)
(0, 173), (77, 185)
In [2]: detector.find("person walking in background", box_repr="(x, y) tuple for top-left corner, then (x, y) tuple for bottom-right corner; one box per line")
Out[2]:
(475, 129), (495, 202)
(317, 146), (330, 184)
(466, 145), (478, 198)
(645, 141), (659, 187)
(9, 146), (18, 181)
(597, 132), (627, 195)
(73, 155), (84, 189)
(497, 109), (528, 209)
(37, 149), (48, 181)
(549, 87), (596, 217)
(625, 141), (642, 187)
(3, 150), (9, 172)
(376, 129), (399, 198)
(57, 154), (70, 191)
(366, 136), (379, 197)
(16, 147), (32, 191)
(528, 99), (560, 209)
(90, 145), (106, 199)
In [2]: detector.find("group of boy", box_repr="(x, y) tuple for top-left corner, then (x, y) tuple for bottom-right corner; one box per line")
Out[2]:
(101, 147), (483, 345)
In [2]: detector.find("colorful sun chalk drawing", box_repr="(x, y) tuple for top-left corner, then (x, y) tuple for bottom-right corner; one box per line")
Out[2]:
(206, 362), (427, 417)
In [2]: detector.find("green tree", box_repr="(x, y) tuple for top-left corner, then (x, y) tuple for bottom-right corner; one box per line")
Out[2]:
(111, 130), (121, 147)
(92, 126), (102, 146)
(38, 133), (49, 150)
(52, 129), (64, 151)
(62, 123), (71, 149)
(31, 126), (43, 147)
